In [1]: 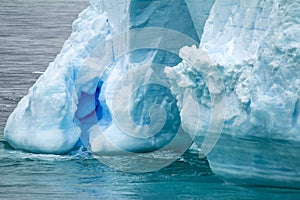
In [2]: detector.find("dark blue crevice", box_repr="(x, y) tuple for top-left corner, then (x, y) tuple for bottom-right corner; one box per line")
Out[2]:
(292, 99), (299, 128)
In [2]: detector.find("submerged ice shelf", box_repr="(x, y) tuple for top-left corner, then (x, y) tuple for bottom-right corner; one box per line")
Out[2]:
(198, 0), (300, 187)
(4, 0), (300, 186)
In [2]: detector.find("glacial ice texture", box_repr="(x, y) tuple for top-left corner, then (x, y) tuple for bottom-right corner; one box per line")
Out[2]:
(166, 0), (300, 187)
(4, 0), (300, 186)
(4, 0), (201, 155)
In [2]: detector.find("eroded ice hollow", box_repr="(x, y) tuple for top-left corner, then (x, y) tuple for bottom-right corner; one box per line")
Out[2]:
(4, 0), (205, 154)
(4, 0), (300, 187)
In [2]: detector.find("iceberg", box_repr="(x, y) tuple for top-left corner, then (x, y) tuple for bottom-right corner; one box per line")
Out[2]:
(4, 0), (202, 157)
(205, 0), (300, 187)
(167, 0), (300, 187)
(4, 0), (300, 186)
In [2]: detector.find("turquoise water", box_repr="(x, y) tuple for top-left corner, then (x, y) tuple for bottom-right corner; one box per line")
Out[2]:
(1, 141), (300, 200)
(1, 1), (300, 199)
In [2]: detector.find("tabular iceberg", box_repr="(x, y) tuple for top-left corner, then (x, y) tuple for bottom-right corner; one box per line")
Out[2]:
(4, 0), (300, 186)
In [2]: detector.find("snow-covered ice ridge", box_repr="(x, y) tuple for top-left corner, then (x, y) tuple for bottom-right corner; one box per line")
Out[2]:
(4, 0), (300, 187)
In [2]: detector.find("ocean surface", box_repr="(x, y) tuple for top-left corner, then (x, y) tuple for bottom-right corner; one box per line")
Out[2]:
(0, 1), (300, 199)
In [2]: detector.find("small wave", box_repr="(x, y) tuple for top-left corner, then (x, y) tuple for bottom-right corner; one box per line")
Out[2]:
(32, 71), (44, 74)
(0, 140), (93, 161)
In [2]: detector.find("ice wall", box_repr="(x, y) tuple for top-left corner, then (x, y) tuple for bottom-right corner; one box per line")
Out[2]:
(208, 0), (300, 187)
(166, 0), (300, 187)
(199, 0), (300, 141)
(196, 0), (300, 141)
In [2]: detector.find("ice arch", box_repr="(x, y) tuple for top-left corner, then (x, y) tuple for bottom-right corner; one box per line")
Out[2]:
(4, 0), (212, 154)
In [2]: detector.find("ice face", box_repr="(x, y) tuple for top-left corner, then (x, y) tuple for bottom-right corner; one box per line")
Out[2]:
(202, 0), (300, 143)
(208, 0), (300, 187)
(166, 0), (300, 187)
(172, 0), (300, 142)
